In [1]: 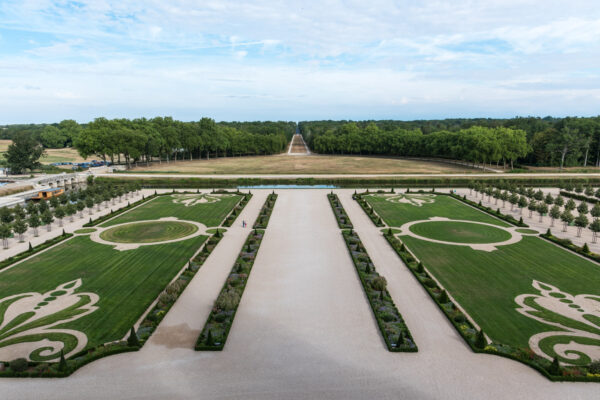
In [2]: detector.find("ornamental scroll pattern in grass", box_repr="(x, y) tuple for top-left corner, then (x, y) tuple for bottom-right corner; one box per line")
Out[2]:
(515, 280), (600, 365)
(0, 279), (98, 362)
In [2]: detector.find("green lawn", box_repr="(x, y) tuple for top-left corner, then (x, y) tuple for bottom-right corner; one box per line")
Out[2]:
(100, 221), (198, 243)
(365, 193), (600, 365)
(101, 194), (242, 227)
(408, 220), (512, 244)
(365, 194), (509, 227)
(0, 234), (206, 361)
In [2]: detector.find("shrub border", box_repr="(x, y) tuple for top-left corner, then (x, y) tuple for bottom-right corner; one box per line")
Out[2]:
(540, 232), (600, 264)
(327, 192), (353, 229)
(253, 192), (278, 229)
(330, 193), (416, 352)
(195, 194), (277, 350)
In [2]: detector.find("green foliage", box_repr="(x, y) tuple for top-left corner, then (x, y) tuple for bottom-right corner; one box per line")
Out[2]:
(9, 358), (28, 372)
(127, 327), (140, 347)
(548, 357), (561, 376)
(5, 133), (45, 174)
(474, 329), (486, 349)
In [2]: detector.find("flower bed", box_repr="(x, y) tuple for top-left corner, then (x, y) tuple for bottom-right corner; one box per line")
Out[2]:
(253, 192), (277, 229)
(342, 229), (417, 352)
(384, 232), (600, 381)
(327, 193), (353, 229)
(195, 229), (265, 351)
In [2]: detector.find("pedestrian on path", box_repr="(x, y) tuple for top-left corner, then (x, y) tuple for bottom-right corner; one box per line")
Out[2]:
(242, 220), (246, 228)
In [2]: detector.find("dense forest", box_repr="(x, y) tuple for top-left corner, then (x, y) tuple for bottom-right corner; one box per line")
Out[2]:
(299, 117), (600, 169)
(1, 118), (295, 166)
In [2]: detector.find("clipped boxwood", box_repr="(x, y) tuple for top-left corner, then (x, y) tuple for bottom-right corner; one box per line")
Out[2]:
(253, 193), (278, 229)
(327, 193), (354, 229)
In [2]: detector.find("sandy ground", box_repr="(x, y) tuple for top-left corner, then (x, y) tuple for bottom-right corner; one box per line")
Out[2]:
(0, 189), (597, 399)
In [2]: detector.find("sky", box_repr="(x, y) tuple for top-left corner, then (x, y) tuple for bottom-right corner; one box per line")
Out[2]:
(0, 0), (599, 124)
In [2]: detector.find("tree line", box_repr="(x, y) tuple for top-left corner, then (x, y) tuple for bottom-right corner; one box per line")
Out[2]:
(299, 116), (600, 169)
(1, 118), (296, 167)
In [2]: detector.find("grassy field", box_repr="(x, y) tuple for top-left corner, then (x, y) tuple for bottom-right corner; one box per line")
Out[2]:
(101, 194), (242, 227)
(100, 221), (198, 243)
(365, 193), (600, 365)
(0, 140), (92, 165)
(0, 234), (207, 360)
(126, 154), (476, 175)
(408, 220), (512, 243)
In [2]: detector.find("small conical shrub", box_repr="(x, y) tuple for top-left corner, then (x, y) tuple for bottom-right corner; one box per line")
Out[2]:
(62, 229), (65, 236)
(519, 217), (523, 224)
(379, 290), (384, 300)
(89, 218), (92, 224)
(391, 188), (395, 193)
(365, 264), (371, 274)
(215, 229), (221, 238)
(387, 228), (392, 236)
(546, 228), (552, 236)
(416, 262), (424, 273)
(197, 189), (200, 193)
(58, 350), (67, 372)
(127, 326), (140, 347)
(479, 201), (482, 206)
(474, 329), (486, 349)
(28, 242), (33, 252)
(406, 188), (410, 193)
(154, 190), (157, 195)
(400, 243), (406, 252)
(496, 208), (501, 214)
(396, 330), (404, 347)
(438, 290), (448, 304)
(548, 356), (561, 376)
(246, 243), (252, 252)
(582, 243), (590, 253)
(206, 330), (214, 346)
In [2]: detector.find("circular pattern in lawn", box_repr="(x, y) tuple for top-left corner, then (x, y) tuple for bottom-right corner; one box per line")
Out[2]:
(408, 220), (512, 244)
(397, 217), (524, 252)
(100, 221), (199, 243)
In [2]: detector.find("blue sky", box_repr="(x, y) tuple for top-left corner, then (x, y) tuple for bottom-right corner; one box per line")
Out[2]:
(0, 0), (599, 123)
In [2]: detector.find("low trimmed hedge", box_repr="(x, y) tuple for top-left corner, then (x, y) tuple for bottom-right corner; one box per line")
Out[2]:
(253, 193), (277, 229)
(353, 191), (385, 227)
(97, 175), (600, 188)
(384, 232), (600, 382)
(0, 217), (225, 377)
(327, 193), (353, 229)
(222, 192), (252, 227)
(83, 193), (156, 227)
(560, 190), (599, 204)
(541, 232), (600, 264)
(196, 195), (276, 350)
(342, 229), (417, 352)
(444, 192), (528, 227)
(0, 232), (73, 273)
(195, 229), (264, 351)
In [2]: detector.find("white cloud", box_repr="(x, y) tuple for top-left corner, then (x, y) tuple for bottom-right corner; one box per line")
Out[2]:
(0, 0), (599, 122)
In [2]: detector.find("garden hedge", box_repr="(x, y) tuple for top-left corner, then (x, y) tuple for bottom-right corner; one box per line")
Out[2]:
(196, 194), (277, 350)
(327, 193), (353, 229)
(253, 192), (277, 229)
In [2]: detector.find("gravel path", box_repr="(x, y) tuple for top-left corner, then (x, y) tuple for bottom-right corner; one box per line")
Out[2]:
(0, 189), (597, 399)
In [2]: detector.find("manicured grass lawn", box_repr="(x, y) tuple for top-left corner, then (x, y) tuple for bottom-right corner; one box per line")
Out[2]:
(101, 194), (242, 227)
(371, 194), (600, 365)
(0, 234), (206, 360)
(100, 221), (198, 243)
(365, 194), (509, 227)
(74, 228), (96, 234)
(408, 220), (512, 244)
(401, 235), (600, 354)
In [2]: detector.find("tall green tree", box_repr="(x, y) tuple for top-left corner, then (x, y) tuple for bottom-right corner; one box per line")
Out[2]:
(5, 133), (45, 174)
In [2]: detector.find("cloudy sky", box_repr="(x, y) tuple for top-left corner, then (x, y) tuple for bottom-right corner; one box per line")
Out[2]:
(0, 0), (599, 123)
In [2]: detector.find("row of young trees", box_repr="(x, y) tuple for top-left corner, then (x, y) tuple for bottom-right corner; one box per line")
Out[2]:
(0, 181), (141, 249)
(468, 182), (600, 242)
(300, 116), (600, 169)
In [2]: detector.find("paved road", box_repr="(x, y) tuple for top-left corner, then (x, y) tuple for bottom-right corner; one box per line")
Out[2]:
(1, 190), (597, 399)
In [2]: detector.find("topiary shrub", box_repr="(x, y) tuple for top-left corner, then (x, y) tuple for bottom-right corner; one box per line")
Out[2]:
(127, 326), (140, 347)
(548, 356), (561, 375)
(423, 278), (436, 288)
(416, 262), (424, 273)
(58, 350), (67, 372)
(474, 329), (486, 349)
(438, 290), (448, 303)
(582, 243), (590, 253)
(453, 314), (466, 323)
(589, 360), (600, 374)
(9, 358), (28, 372)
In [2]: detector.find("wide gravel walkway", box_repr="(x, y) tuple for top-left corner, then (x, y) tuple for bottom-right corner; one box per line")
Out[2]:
(0, 189), (597, 399)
